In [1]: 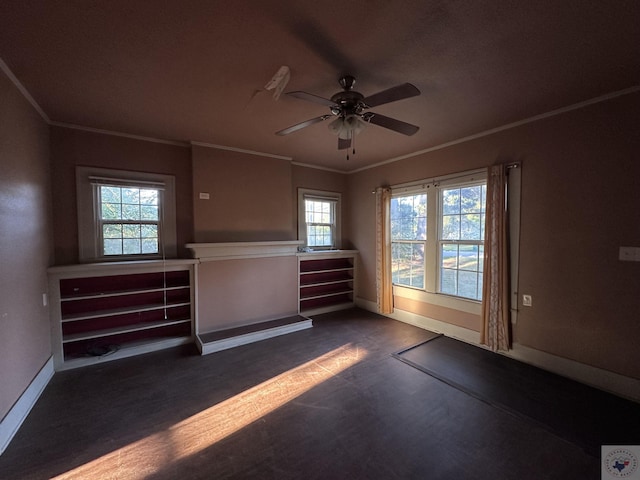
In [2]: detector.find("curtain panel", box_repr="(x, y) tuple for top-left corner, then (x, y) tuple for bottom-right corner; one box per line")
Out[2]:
(375, 187), (393, 314)
(481, 165), (511, 351)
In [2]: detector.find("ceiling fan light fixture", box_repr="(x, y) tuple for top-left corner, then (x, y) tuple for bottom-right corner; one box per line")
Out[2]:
(328, 115), (366, 139)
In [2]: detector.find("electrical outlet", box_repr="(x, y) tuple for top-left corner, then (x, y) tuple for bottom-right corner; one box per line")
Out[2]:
(522, 294), (532, 307)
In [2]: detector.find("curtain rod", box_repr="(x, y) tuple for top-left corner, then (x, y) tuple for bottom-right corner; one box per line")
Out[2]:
(372, 163), (520, 193)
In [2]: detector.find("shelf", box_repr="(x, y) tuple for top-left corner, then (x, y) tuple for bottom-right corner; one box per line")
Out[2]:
(299, 267), (353, 275)
(59, 269), (191, 298)
(49, 263), (195, 370)
(300, 294), (353, 313)
(61, 302), (191, 322)
(300, 279), (352, 288)
(299, 259), (353, 273)
(300, 289), (354, 301)
(61, 285), (189, 302)
(58, 335), (193, 371)
(63, 318), (192, 343)
(298, 251), (357, 315)
(301, 302), (354, 316)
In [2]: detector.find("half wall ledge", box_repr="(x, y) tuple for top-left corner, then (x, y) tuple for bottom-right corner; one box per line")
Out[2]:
(186, 240), (303, 261)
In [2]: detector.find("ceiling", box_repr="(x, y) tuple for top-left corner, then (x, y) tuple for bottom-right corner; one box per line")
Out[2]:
(1, 1), (638, 172)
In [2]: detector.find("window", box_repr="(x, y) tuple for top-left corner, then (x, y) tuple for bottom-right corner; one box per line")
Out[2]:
(98, 185), (160, 256)
(390, 170), (486, 301)
(391, 193), (426, 288)
(298, 189), (341, 250)
(439, 184), (486, 300)
(76, 167), (177, 262)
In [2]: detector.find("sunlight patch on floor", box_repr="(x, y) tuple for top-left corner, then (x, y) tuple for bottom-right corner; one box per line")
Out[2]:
(53, 343), (366, 479)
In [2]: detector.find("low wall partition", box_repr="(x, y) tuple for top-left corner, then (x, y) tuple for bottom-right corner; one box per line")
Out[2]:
(186, 241), (310, 354)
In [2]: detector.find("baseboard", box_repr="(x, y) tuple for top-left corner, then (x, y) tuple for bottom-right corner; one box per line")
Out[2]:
(506, 343), (640, 403)
(0, 356), (54, 455)
(356, 297), (640, 402)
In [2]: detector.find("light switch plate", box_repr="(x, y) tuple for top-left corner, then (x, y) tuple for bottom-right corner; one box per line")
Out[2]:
(522, 294), (532, 307)
(619, 246), (640, 262)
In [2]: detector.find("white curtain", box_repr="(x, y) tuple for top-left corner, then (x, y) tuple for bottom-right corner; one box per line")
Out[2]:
(481, 165), (511, 351)
(375, 187), (393, 314)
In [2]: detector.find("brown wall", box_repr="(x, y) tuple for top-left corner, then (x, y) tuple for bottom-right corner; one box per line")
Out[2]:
(192, 146), (294, 242)
(197, 257), (299, 332)
(50, 127), (193, 264)
(291, 164), (350, 248)
(348, 92), (640, 379)
(0, 70), (53, 420)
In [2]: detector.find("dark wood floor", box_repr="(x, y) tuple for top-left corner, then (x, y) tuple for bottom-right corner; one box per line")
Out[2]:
(1, 309), (605, 479)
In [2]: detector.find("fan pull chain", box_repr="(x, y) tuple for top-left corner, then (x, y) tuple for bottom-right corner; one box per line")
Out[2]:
(345, 129), (359, 161)
(346, 132), (356, 160)
(352, 132), (356, 156)
(346, 132), (351, 161)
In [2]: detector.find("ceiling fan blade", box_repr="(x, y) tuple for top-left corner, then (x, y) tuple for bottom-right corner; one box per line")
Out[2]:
(287, 19), (358, 75)
(286, 91), (336, 107)
(338, 137), (351, 150)
(363, 112), (419, 136)
(276, 115), (331, 136)
(362, 83), (420, 108)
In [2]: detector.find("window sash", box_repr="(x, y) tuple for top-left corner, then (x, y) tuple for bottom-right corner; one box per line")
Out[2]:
(437, 240), (484, 301)
(436, 181), (485, 300)
(391, 240), (426, 289)
(94, 183), (163, 259)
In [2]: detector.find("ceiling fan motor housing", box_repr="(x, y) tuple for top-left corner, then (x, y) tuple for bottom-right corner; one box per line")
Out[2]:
(330, 91), (365, 117)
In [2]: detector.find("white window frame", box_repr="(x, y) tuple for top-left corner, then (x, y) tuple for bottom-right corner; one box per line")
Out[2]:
(76, 166), (177, 262)
(297, 188), (341, 250)
(390, 169), (487, 311)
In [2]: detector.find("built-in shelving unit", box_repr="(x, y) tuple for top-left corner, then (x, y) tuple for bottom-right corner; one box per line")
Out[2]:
(298, 251), (357, 315)
(48, 260), (197, 370)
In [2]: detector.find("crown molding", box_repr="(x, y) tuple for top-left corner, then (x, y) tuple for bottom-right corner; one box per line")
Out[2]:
(191, 141), (292, 161)
(291, 161), (347, 174)
(348, 85), (640, 174)
(50, 122), (190, 147)
(0, 57), (50, 123)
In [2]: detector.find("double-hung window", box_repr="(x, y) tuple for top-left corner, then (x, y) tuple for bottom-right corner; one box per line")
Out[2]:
(390, 170), (487, 302)
(76, 166), (177, 262)
(98, 183), (161, 256)
(298, 189), (341, 250)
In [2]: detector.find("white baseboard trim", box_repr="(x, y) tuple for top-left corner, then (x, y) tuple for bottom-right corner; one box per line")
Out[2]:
(356, 298), (640, 402)
(506, 344), (640, 402)
(0, 356), (54, 455)
(197, 319), (313, 355)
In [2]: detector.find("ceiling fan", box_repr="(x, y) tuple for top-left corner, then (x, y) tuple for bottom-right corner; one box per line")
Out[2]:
(275, 75), (420, 152)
